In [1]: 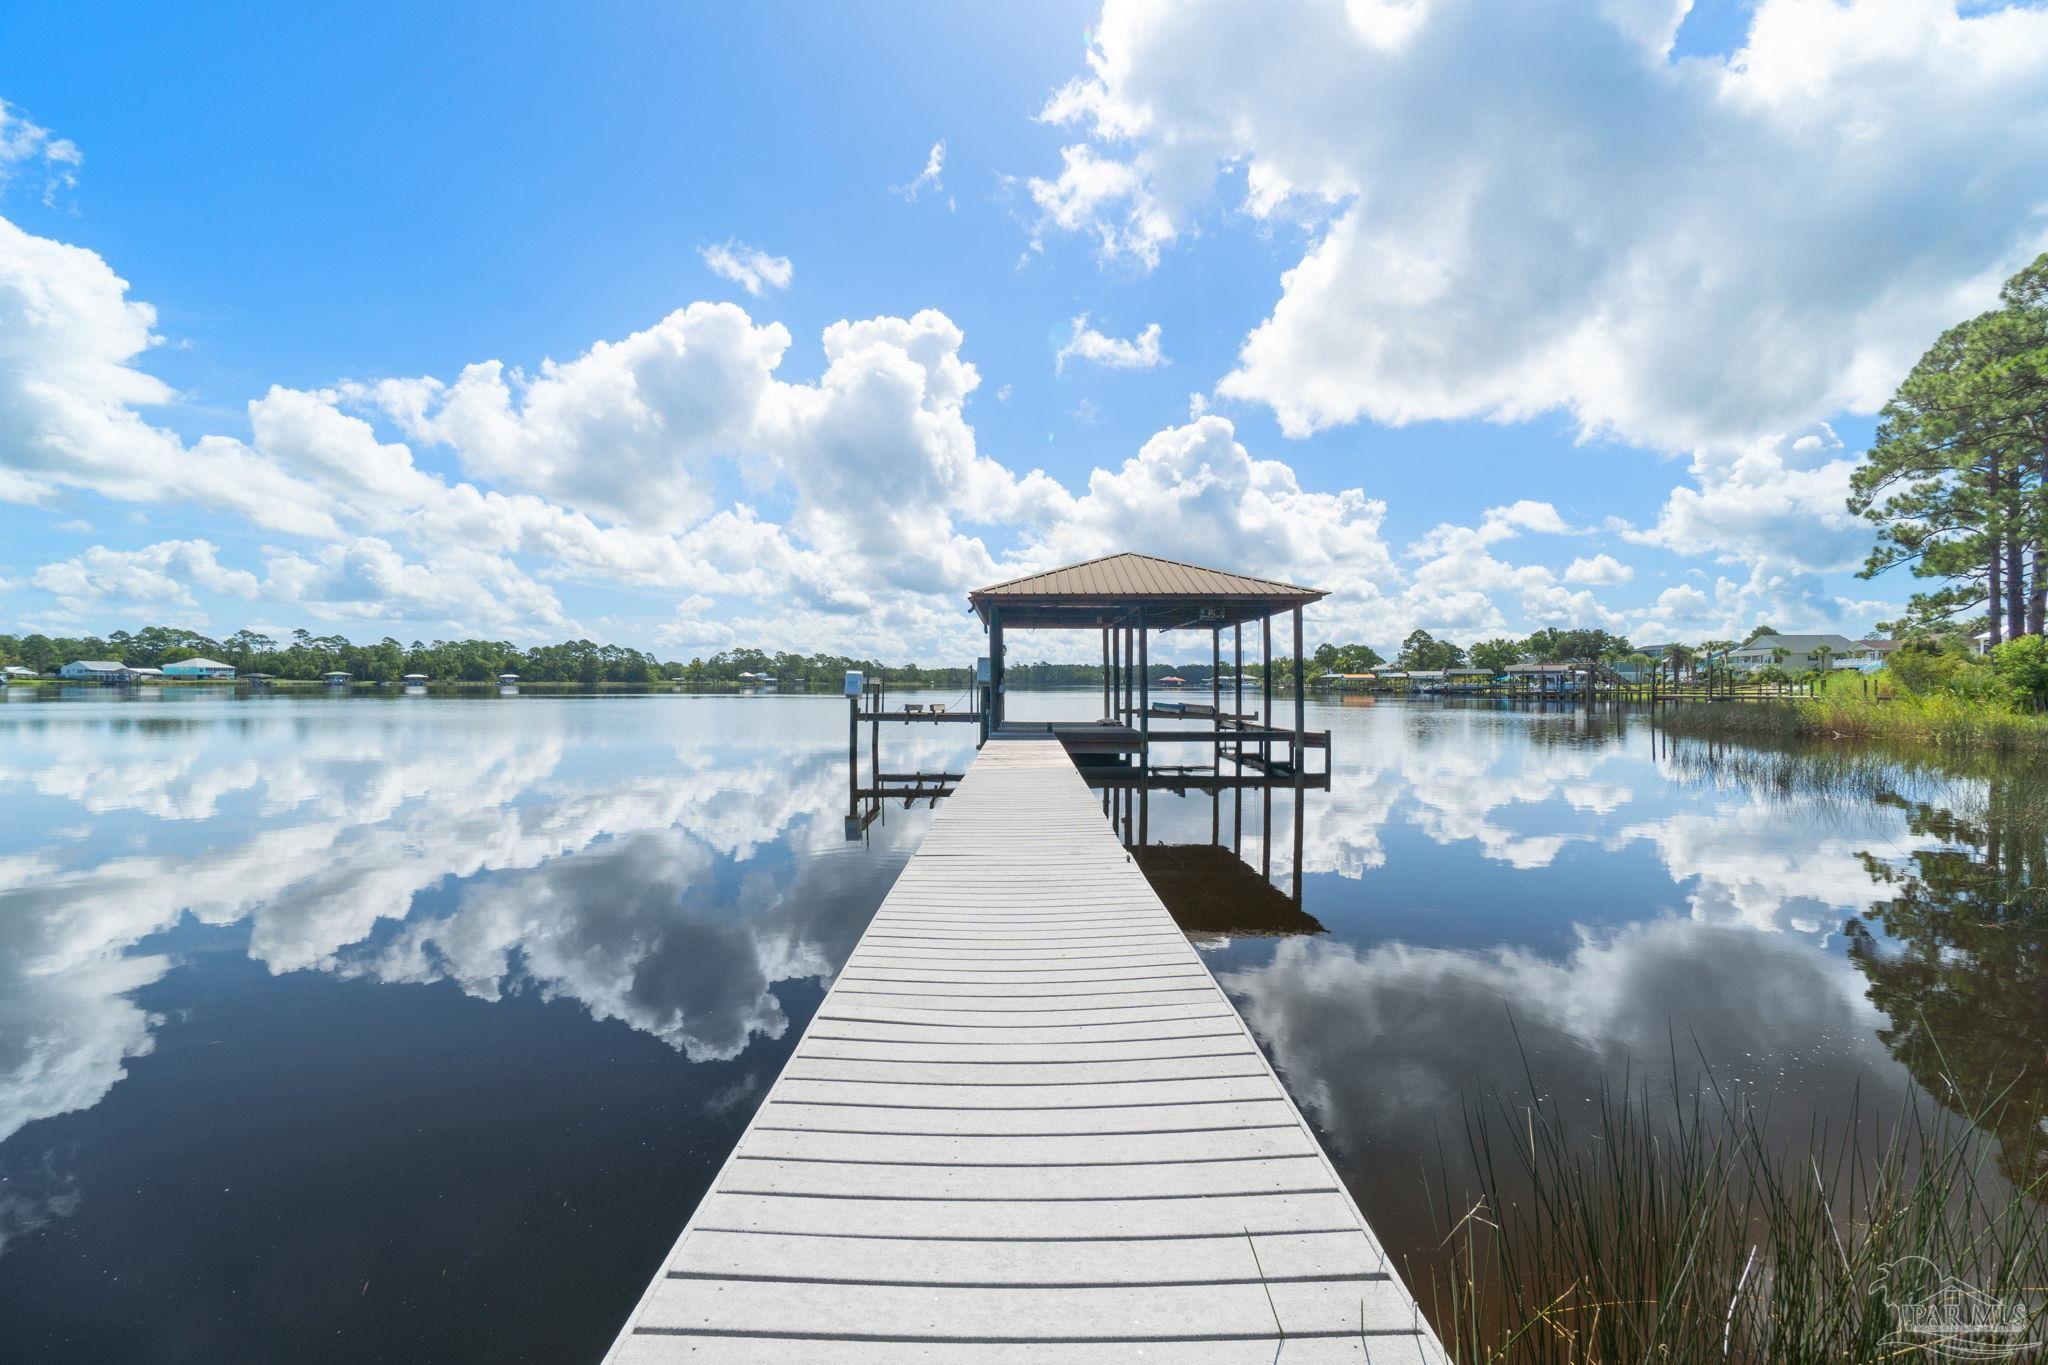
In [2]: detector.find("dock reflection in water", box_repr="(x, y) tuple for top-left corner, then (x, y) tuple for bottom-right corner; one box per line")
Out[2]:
(1131, 842), (1327, 941)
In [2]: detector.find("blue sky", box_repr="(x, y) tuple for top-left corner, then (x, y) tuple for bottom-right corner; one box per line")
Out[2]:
(3, 0), (2046, 662)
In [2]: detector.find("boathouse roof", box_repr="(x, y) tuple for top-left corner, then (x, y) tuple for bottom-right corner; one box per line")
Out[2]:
(968, 552), (1323, 630)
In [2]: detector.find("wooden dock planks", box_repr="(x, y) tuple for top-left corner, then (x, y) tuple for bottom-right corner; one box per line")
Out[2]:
(605, 737), (1448, 1363)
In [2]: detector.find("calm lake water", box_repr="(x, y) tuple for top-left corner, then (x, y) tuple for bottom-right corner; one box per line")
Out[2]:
(1, 687), (2042, 1361)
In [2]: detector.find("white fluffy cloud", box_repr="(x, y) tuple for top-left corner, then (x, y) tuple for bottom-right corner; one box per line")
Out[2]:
(1564, 553), (1634, 587)
(699, 240), (793, 296)
(1625, 427), (1865, 573)
(0, 217), (337, 537)
(1054, 313), (1167, 374)
(0, 183), (1888, 654)
(1024, 144), (1176, 267)
(369, 302), (787, 531)
(1038, 0), (2048, 451)
(1022, 414), (1402, 636)
(260, 539), (572, 636)
(31, 540), (260, 613)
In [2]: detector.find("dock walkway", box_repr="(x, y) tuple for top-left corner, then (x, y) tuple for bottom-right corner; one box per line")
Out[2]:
(606, 737), (1447, 1363)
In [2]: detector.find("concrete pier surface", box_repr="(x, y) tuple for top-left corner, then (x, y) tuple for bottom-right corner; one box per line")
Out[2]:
(605, 736), (1448, 1363)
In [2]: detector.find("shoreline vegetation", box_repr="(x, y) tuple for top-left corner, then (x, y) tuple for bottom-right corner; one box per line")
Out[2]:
(1423, 1065), (2048, 1363)
(1654, 642), (2048, 752)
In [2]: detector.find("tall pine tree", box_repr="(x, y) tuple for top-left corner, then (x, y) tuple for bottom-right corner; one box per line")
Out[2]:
(1853, 253), (2048, 642)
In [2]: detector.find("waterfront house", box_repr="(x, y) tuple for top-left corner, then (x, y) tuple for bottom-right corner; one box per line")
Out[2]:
(1725, 633), (1861, 674)
(59, 660), (130, 683)
(1838, 639), (1899, 671)
(163, 657), (236, 680)
(3, 665), (37, 680)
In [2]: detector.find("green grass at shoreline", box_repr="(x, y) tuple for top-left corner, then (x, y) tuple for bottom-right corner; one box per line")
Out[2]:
(1656, 681), (2048, 752)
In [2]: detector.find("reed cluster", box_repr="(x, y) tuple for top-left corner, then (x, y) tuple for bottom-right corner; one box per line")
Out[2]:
(1655, 689), (2048, 753)
(1420, 1072), (2047, 1363)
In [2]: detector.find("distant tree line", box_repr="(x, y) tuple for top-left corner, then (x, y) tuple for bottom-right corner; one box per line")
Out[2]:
(670, 649), (972, 691)
(0, 628), (980, 689)
(0, 626), (672, 683)
(17, 620), (1963, 694)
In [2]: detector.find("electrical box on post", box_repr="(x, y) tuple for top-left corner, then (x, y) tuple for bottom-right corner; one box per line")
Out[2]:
(843, 670), (864, 697)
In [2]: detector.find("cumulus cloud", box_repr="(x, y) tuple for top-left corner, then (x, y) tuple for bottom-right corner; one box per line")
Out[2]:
(0, 216), (335, 537)
(1021, 414), (1402, 638)
(31, 539), (261, 611)
(1037, 0), (2048, 451)
(699, 240), (794, 296)
(260, 539), (573, 636)
(367, 302), (788, 531)
(1054, 313), (1167, 374)
(0, 196), (1849, 654)
(1564, 553), (1634, 586)
(1395, 499), (1626, 639)
(1024, 144), (1176, 267)
(0, 209), (1035, 650)
(1624, 427), (1864, 573)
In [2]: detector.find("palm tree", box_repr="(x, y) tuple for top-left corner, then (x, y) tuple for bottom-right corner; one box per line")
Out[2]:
(1699, 639), (1736, 692)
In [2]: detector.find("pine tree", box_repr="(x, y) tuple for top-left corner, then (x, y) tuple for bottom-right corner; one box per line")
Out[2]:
(1852, 252), (2048, 643)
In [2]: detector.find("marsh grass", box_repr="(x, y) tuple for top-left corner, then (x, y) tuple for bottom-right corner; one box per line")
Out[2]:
(1420, 1053), (2048, 1363)
(1654, 675), (2048, 753)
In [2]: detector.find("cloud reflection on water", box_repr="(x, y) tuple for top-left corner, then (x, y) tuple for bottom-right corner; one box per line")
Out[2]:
(0, 699), (967, 1149)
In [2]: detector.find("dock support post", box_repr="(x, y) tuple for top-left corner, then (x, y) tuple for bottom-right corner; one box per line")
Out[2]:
(847, 693), (859, 811)
(1293, 606), (1306, 892)
(1261, 615), (1272, 880)
(1233, 621), (1244, 856)
(1261, 616), (1272, 765)
(1122, 630), (1138, 732)
(988, 605), (1005, 731)
(1292, 606), (1305, 774)
(1137, 609), (1149, 847)
(1210, 626), (1221, 844)
(1102, 627), (1112, 721)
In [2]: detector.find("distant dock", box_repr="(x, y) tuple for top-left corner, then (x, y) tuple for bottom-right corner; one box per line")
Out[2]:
(605, 736), (1447, 1362)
